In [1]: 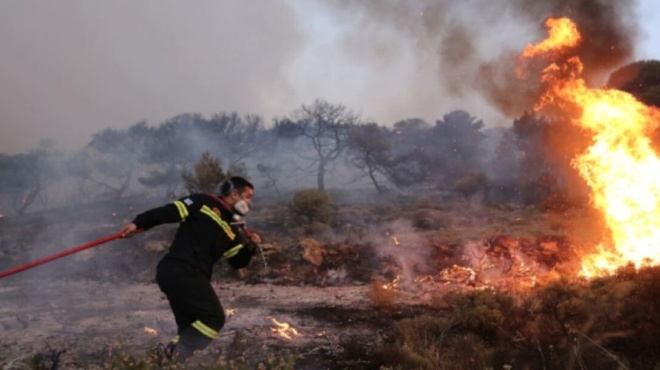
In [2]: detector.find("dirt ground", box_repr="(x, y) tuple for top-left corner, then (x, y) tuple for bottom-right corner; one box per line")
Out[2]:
(0, 199), (591, 369)
(0, 276), (435, 370)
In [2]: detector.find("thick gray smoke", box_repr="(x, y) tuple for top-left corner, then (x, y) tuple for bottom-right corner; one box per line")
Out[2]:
(0, 1), (304, 153)
(318, 0), (640, 116)
(0, 1), (644, 155)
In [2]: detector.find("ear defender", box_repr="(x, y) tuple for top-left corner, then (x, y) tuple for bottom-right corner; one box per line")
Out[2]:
(222, 179), (235, 196)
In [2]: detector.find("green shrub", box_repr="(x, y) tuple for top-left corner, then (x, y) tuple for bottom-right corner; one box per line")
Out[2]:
(446, 290), (509, 342)
(453, 172), (489, 203)
(181, 152), (230, 194)
(410, 209), (450, 230)
(287, 189), (333, 235)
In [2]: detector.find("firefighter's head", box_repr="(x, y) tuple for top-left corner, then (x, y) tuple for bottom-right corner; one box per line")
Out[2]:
(220, 176), (254, 216)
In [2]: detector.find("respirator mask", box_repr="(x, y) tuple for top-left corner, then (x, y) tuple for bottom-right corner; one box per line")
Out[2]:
(233, 198), (250, 216)
(224, 179), (251, 217)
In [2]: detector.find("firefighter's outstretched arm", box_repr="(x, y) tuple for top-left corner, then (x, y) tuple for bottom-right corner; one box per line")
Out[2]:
(123, 194), (206, 236)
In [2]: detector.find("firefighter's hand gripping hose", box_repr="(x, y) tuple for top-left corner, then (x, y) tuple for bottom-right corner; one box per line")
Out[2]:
(0, 230), (141, 279)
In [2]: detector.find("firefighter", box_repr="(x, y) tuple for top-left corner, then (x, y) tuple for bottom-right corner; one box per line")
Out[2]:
(119, 176), (261, 363)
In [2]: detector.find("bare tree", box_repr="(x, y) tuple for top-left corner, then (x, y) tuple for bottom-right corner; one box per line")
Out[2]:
(139, 115), (199, 199)
(0, 140), (60, 214)
(80, 122), (148, 199)
(346, 123), (392, 194)
(204, 113), (266, 168)
(256, 163), (282, 199)
(289, 99), (361, 191)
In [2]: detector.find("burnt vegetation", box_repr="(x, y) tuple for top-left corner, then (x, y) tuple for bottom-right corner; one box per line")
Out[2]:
(2, 64), (660, 370)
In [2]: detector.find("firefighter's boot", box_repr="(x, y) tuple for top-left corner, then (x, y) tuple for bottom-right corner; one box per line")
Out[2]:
(163, 335), (178, 361)
(169, 325), (214, 363)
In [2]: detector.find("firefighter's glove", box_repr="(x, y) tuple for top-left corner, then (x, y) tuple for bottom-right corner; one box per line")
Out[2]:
(247, 231), (262, 244)
(245, 241), (259, 255)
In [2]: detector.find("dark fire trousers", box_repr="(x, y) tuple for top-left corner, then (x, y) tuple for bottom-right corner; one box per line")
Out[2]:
(156, 258), (225, 360)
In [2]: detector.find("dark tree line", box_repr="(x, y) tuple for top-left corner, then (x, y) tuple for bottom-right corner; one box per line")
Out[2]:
(0, 104), (584, 214)
(1, 58), (658, 214)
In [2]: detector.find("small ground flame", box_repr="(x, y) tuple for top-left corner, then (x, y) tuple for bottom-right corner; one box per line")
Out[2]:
(382, 275), (400, 290)
(268, 317), (301, 340)
(143, 326), (158, 335)
(392, 236), (401, 246)
(225, 308), (236, 316)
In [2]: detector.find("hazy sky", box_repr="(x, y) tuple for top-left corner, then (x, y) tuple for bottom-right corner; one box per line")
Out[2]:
(1, 0), (658, 154)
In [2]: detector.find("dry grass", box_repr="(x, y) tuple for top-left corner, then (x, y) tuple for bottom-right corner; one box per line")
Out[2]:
(371, 266), (660, 369)
(24, 342), (297, 370)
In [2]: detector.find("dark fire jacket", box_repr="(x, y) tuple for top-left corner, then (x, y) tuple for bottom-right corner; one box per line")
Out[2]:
(131, 193), (255, 279)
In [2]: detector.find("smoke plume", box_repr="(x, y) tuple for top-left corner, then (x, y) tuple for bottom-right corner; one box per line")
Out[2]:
(0, 1), (644, 154)
(319, 0), (640, 117)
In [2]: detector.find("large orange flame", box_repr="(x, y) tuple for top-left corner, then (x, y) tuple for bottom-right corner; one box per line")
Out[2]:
(521, 17), (660, 277)
(521, 17), (581, 58)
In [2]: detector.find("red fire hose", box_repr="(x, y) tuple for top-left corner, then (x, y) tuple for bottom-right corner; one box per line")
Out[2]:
(0, 231), (131, 279)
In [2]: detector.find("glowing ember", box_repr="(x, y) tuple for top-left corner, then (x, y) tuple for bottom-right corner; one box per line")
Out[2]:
(521, 17), (660, 277)
(225, 308), (236, 316)
(439, 265), (476, 284)
(268, 317), (300, 340)
(143, 326), (158, 335)
(382, 275), (400, 290)
(414, 275), (434, 283)
(392, 236), (401, 246)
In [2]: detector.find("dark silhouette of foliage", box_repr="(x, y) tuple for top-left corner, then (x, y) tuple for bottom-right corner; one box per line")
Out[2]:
(81, 122), (149, 199)
(272, 118), (304, 139)
(202, 112), (265, 167)
(0, 140), (60, 214)
(608, 59), (660, 108)
(346, 123), (393, 193)
(430, 110), (487, 185)
(454, 172), (489, 203)
(511, 111), (590, 208)
(383, 111), (489, 190)
(608, 60), (660, 152)
(138, 115), (199, 198)
(138, 112), (261, 198)
(382, 118), (432, 188)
